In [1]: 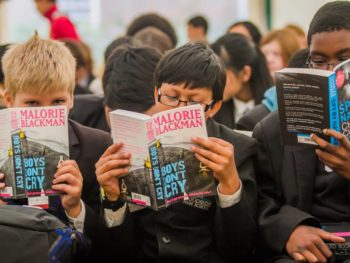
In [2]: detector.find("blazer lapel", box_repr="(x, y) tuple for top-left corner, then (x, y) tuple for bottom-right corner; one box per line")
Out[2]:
(292, 146), (317, 212)
(68, 120), (80, 160)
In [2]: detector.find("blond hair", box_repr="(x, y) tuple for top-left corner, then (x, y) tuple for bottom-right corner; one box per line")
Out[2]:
(261, 29), (301, 67)
(2, 33), (76, 98)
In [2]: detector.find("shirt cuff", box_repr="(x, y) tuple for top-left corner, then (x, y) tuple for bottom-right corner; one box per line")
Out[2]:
(217, 181), (242, 208)
(66, 199), (85, 233)
(104, 203), (127, 228)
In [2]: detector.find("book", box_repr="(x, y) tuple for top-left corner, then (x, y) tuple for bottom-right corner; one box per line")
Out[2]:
(0, 106), (69, 199)
(109, 104), (216, 211)
(276, 59), (350, 145)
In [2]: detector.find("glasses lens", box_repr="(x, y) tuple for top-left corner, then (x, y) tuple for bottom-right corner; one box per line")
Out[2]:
(160, 95), (179, 107)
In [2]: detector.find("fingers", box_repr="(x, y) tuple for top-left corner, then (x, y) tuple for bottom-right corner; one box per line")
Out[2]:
(95, 158), (130, 178)
(291, 252), (305, 262)
(97, 167), (129, 185)
(0, 173), (4, 189)
(192, 136), (233, 157)
(300, 250), (320, 263)
(311, 133), (337, 153)
(324, 129), (350, 150)
(53, 173), (81, 186)
(99, 142), (124, 159)
(317, 228), (346, 243)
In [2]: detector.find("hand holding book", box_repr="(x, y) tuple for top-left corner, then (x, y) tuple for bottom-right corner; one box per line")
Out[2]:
(95, 143), (131, 202)
(191, 136), (240, 195)
(52, 160), (83, 218)
(311, 129), (350, 180)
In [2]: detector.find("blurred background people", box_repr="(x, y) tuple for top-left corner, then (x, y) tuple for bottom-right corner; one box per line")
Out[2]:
(227, 20), (262, 45)
(34, 0), (80, 41)
(211, 33), (273, 128)
(186, 15), (209, 43)
(260, 28), (301, 80)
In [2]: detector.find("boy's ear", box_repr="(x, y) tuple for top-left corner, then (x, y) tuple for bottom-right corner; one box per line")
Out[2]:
(207, 100), (222, 119)
(3, 90), (14, 107)
(154, 87), (159, 103)
(242, 65), (252, 83)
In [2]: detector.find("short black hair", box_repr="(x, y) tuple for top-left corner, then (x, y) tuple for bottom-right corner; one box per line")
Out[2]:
(307, 1), (350, 46)
(134, 26), (173, 54)
(227, 21), (262, 45)
(211, 33), (273, 104)
(154, 42), (226, 102)
(0, 44), (11, 84)
(188, 15), (208, 34)
(287, 48), (309, 68)
(103, 46), (162, 113)
(126, 13), (177, 47)
(104, 36), (138, 63)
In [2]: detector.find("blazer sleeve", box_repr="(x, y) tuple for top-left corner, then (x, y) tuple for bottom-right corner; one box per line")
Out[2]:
(214, 140), (257, 262)
(253, 121), (319, 255)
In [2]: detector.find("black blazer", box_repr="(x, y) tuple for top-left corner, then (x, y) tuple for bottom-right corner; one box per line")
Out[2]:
(68, 120), (113, 262)
(253, 111), (323, 262)
(236, 104), (270, 131)
(108, 118), (258, 263)
(69, 94), (109, 132)
(213, 100), (235, 129)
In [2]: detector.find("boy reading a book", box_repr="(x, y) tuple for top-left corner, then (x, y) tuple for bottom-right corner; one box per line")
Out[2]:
(0, 34), (112, 262)
(96, 42), (257, 262)
(254, 1), (350, 262)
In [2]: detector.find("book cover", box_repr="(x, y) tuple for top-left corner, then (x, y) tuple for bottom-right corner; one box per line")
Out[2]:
(276, 59), (350, 146)
(109, 104), (216, 211)
(0, 106), (69, 199)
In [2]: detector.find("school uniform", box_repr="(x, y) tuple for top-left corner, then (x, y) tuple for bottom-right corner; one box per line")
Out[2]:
(106, 118), (258, 263)
(253, 111), (350, 262)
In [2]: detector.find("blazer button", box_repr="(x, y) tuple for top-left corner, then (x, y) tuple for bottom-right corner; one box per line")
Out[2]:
(161, 235), (171, 244)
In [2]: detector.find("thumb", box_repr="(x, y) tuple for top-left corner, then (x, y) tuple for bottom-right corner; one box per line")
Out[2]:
(317, 228), (346, 243)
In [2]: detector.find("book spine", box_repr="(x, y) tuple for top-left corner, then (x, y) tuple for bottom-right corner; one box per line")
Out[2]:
(11, 133), (26, 198)
(148, 144), (166, 210)
(328, 74), (340, 145)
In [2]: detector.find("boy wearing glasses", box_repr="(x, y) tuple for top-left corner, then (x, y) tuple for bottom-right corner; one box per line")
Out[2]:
(96, 42), (257, 262)
(254, 2), (350, 262)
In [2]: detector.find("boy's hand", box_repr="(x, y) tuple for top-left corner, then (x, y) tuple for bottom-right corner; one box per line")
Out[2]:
(191, 137), (240, 195)
(52, 160), (83, 218)
(95, 143), (130, 202)
(286, 225), (345, 262)
(0, 173), (7, 205)
(311, 129), (350, 180)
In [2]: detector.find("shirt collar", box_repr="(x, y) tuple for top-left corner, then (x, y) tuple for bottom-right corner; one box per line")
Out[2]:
(44, 5), (58, 20)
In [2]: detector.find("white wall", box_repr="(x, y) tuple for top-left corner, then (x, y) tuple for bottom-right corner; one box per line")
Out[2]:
(271, 0), (333, 32)
(0, 0), (9, 43)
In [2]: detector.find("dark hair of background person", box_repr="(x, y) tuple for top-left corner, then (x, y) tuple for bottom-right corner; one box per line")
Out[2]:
(227, 21), (262, 45)
(126, 13), (177, 47)
(103, 45), (162, 113)
(287, 47), (309, 68)
(104, 36), (138, 63)
(134, 26), (173, 54)
(0, 44), (11, 84)
(307, 1), (350, 46)
(235, 47), (310, 131)
(60, 39), (86, 70)
(154, 42), (226, 103)
(212, 33), (273, 104)
(187, 15), (208, 34)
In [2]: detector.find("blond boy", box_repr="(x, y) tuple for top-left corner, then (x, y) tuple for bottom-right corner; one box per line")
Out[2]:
(0, 34), (112, 262)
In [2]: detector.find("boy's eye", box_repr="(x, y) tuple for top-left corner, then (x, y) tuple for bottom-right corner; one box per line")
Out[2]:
(25, 101), (39, 106)
(52, 100), (66, 105)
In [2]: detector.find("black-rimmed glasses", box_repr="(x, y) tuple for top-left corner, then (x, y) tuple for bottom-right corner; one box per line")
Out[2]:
(157, 90), (214, 112)
(306, 56), (349, 70)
